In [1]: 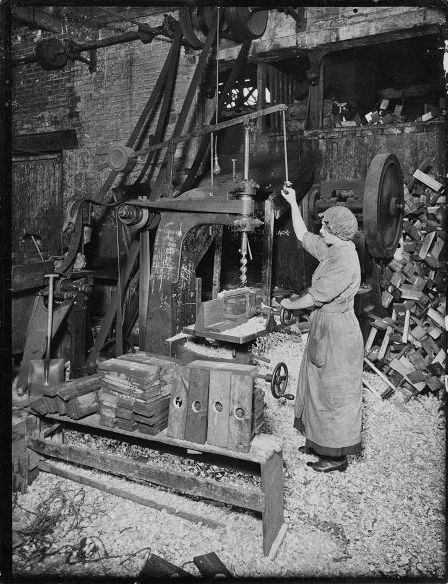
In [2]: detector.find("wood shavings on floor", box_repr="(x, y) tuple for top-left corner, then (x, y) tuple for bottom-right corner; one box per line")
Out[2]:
(12, 331), (445, 580)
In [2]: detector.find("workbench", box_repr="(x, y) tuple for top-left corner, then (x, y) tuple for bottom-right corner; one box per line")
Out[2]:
(26, 411), (285, 557)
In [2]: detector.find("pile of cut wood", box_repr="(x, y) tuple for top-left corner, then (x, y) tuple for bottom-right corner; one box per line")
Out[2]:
(97, 353), (176, 434)
(364, 164), (446, 402)
(30, 375), (102, 419)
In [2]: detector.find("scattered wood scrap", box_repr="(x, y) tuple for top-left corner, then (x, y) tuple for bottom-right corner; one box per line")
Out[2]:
(365, 164), (446, 402)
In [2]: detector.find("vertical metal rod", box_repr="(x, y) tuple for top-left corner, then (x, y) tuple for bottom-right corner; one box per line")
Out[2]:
(210, 133), (214, 187)
(281, 110), (289, 184)
(243, 124), (250, 181)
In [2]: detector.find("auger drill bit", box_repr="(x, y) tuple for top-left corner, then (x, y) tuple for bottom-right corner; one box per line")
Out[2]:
(239, 231), (248, 286)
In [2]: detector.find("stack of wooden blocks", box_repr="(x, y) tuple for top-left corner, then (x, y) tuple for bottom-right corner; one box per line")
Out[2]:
(365, 164), (446, 401)
(166, 361), (265, 452)
(97, 353), (176, 434)
(30, 375), (102, 419)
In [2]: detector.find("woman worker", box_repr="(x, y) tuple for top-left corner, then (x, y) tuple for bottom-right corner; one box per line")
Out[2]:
(280, 183), (364, 473)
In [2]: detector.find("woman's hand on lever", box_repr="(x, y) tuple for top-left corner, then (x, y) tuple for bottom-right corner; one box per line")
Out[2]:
(280, 182), (297, 207)
(280, 180), (308, 242)
(281, 293), (315, 311)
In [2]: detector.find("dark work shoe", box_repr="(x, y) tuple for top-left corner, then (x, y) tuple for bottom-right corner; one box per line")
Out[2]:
(307, 457), (348, 473)
(299, 445), (317, 455)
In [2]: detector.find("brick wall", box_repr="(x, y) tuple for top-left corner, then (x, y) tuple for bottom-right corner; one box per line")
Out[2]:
(12, 11), (199, 204)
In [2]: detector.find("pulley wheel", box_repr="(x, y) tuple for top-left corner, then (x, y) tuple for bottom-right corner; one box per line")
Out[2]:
(196, 6), (231, 42)
(35, 38), (67, 70)
(270, 362), (293, 400)
(108, 145), (136, 172)
(224, 7), (268, 43)
(179, 7), (204, 49)
(363, 153), (404, 259)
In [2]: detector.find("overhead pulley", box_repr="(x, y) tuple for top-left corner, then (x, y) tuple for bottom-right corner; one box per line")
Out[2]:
(35, 38), (67, 70)
(179, 6), (268, 49)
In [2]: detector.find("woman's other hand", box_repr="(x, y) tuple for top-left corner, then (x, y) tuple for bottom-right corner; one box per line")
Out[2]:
(281, 297), (298, 310)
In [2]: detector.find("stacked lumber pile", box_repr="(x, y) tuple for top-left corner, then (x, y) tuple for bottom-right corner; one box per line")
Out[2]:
(29, 375), (102, 419)
(166, 360), (265, 452)
(364, 165), (446, 401)
(97, 352), (176, 434)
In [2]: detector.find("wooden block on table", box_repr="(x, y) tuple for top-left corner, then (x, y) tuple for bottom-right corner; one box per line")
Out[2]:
(66, 392), (99, 419)
(117, 396), (134, 409)
(228, 373), (253, 453)
(118, 351), (175, 370)
(134, 409), (169, 425)
(207, 369), (231, 448)
(98, 359), (160, 384)
(166, 367), (190, 440)
(30, 397), (49, 415)
(184, 367), (210, 444)
(133, 396), (170, 417)
(116, 407), (134, 420)
(195, 298), (225, 331)
(137, 420), (167, 435)
(99, 414), (116, 428)
(116, 418), (138, 431)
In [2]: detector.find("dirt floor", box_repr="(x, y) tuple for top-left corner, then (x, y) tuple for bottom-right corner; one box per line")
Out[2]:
(12, 330), (446, 581)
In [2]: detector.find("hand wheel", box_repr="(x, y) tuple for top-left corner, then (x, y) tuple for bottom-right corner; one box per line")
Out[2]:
(280, 307), (293, 326)
(270, 362), (294, 400)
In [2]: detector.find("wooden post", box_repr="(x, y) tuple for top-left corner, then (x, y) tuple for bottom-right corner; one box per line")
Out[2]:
(25, 414), (41, 486)
(306, 51), (325, 130)
(212, 226), (223, 299)
(260, 449), (284, 556)
(256, 63), (265, 133)
(262, 197), (275, 305)
(139, 229), (151, 345)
